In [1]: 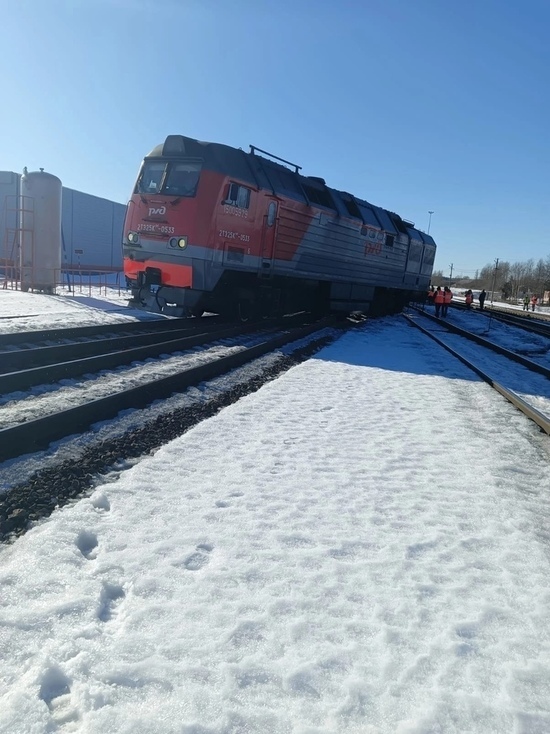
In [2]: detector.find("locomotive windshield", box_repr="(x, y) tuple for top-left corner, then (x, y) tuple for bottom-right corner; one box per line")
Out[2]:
(136, 160), (202, 197)
(137, 161), (165, 194)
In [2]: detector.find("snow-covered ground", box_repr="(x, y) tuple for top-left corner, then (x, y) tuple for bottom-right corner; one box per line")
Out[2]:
(1, 291), (550, 733)
(0, 285), (156, 333)
(451, 291), (550, 316)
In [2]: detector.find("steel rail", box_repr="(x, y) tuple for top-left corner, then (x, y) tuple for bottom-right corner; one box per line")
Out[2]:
(0, 319), (336, 462)
(403, 313), (550, 436)
(0, 323), (271, 394)
(449, 302), (550, 337)
(411, 307), (550, 378)
(0, 315), (220, 349)
(0, 319), (255, 376)
(0, 314), (315, 393)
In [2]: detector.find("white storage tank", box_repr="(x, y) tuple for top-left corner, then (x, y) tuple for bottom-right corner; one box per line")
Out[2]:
(19, 168), (62, 292)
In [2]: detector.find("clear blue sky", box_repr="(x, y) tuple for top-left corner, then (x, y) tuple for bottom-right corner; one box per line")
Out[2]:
(1, 0), (549, 277)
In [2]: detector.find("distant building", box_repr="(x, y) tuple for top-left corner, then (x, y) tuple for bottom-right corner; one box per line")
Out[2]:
(0, 170), (125, 273)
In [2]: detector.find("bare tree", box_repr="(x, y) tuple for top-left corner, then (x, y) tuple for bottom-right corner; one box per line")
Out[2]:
(439, 255), (550, 303)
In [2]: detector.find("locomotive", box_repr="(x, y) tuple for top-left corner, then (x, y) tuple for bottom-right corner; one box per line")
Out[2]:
(123, 134), (436, 318)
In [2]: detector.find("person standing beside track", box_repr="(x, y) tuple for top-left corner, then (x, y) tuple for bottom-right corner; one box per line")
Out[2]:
(434, 286), (444, 318)
(531, 294), (538, 312)
(465, 290), (473, 309)
(441, 286), (453, 318)
(426, 286), (435, 309)
(523, 294), (530, 310)
(479, 289), (487, 310)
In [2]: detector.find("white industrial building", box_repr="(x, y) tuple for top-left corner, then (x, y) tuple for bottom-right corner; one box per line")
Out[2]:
(0, 170), (125, 275)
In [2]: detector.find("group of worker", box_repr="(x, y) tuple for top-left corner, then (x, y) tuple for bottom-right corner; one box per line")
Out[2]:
(426, 286), (487, 317)
(426, 285), (453, 318)
(427, 287), (540, 315)
(464, 289), (487, 310)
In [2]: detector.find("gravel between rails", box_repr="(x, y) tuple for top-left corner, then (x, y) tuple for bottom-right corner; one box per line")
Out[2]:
(0, 332), (341, 542)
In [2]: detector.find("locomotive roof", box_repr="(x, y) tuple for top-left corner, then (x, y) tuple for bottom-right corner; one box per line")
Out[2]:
(145, 135), (435, 245)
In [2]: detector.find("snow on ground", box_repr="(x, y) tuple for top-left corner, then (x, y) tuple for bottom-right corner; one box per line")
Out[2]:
(449, 292), (550, 316)
(0, 284), (158, 332)
(1, 296), (550, 733)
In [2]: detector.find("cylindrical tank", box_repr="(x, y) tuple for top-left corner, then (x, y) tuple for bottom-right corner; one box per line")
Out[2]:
(19, 168), (62, 293)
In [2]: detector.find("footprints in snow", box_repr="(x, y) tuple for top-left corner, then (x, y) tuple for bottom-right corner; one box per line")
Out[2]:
(39, 666), (79, 730)
(76, 530), (98, 560)
(214, 491), (243, 509)
(182, 543), (213, 571)
(90, 492), (110, 512)
(98, 581), (125, 622)
(39, 491), (121, 729)
(76, 491), (110, 560)
(76, 494), (125, 623)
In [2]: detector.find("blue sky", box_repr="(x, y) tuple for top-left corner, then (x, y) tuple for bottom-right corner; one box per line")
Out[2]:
(1, 0), (549, 277)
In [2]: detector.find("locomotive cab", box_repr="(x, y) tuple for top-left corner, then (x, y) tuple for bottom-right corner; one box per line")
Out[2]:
(123, 137), (212, 315)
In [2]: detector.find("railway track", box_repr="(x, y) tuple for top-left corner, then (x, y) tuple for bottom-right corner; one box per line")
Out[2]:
(0, 314), (221, 349)
(405, 309), (550, 436)
(0, 319), (282, 393)
(0, 316), (345, 540)
(0, 320), (334, 461)
(450, 302), (550, 338)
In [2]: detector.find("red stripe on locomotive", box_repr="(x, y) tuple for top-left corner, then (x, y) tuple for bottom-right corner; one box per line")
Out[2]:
(124, 258), (193, 288)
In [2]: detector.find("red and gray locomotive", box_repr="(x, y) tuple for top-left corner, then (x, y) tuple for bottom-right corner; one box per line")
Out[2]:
(123, 134), (436, 318)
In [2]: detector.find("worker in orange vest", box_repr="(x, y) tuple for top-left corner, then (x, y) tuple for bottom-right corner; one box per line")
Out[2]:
(441, 286), (453, 318)
(531, 294), (538, 312)
(426, 286), (435, 309)
(434, 286), (444, 318)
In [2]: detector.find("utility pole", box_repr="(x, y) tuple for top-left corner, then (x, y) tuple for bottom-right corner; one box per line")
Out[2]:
(449, 263), (453, 288)
(490, 258), (499, 305)
(428, 211), (434, 234)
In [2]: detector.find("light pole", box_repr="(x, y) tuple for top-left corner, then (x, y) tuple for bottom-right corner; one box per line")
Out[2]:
(490, 258), (499, 305)
(427, 211), (434, 235)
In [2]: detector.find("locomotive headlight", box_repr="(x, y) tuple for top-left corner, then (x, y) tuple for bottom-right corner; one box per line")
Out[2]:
(127, 231), (139, 244)
(168, 236), (187, 249)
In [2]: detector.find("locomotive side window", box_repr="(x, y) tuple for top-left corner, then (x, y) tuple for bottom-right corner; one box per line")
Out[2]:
(302, 183), (335, 210)
(164, 162), (202, 197)
(237, 187), (250, 208)
(267, 201), (277, 227)
(421, 245), (436, 275)
(406, 242), (423, 273)
(225, 183), (251, 209)
(136, 161), (166, 194)
(358, 204), (382, 228)
(342, 196), (361, 219)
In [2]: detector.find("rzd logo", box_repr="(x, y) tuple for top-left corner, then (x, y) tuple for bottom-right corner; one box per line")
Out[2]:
(148, 206), (166, 216)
